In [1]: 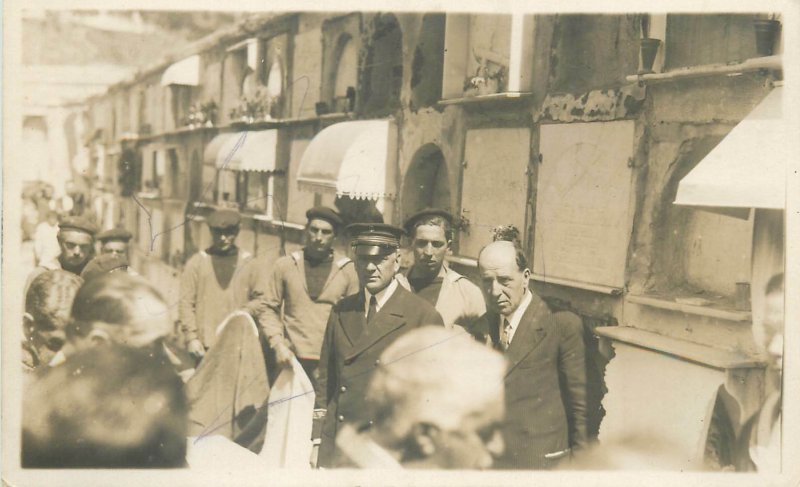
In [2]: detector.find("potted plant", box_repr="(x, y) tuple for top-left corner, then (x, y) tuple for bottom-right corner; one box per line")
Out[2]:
(639, 15), (662, 74)
(754, 15), (781, 56)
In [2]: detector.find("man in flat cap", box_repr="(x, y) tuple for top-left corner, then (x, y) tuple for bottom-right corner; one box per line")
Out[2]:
(179, 209), (262, 359)
(313, 222), (444, 468)
(258, 206), (359, 387)
(97, 227), (133, 259)
(25, 216), (97, 294)
(397, 208), (485, 330)
(97, 227), (139, 275)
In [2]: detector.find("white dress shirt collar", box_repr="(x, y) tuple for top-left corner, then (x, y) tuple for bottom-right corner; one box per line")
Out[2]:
(503, 289), (533, 345)
(364, 278), (399, 317)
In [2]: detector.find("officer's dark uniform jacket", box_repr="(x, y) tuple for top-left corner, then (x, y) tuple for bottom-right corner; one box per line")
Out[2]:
(314, 285), (443, 468)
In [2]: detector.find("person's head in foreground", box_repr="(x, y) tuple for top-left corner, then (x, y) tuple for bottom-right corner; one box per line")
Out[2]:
(79, 253), (130, 282)
(64, 272), (173, 356)
(478, 226), (530, 318)
(22, 345), (188, 468)
(353, 326), (506, 469)
(23, 270), (83, 368)
(348, 223), (406, 295)
(754, 273), (784, 374)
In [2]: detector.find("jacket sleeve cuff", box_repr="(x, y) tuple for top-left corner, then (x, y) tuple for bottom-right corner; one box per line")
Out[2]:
(311, 409), (326, 440)
(269, 335), (289, 350)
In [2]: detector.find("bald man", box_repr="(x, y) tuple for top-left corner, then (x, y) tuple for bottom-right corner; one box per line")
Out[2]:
(474, 239), (587, 470)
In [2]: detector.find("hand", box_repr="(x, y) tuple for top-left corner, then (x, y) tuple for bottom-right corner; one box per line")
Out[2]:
(274, 341), (295, 368)
(187, 339), (206, 360)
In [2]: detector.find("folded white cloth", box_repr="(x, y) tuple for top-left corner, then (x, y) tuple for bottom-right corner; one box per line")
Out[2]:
(260, 357), (315, 469)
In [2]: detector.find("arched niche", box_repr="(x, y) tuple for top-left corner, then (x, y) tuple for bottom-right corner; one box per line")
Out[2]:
(401, 143), (451, 218)
(362, 14), (403, 116)
(333, 35), (358, 112)
(410, 13), (446, 110)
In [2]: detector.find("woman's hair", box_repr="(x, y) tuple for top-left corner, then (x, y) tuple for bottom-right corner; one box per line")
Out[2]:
(25, 270), (83, 334)
(67, 272), (168, 341)
(366, 326), (506, 443)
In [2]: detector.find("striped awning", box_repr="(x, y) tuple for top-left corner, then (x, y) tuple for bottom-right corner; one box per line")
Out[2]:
(161, 55), (201, 87)
(675, 87), (787, 213)
(203, 130), (278, 172)
(297, 120), (397, 200)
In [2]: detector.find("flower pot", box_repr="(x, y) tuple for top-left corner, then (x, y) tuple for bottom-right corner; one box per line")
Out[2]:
(639, 38), (662, 74)
(753, 19), (780, 56)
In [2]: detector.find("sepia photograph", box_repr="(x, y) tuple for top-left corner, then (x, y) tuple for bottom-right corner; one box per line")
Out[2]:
(2, 1), (798, 485)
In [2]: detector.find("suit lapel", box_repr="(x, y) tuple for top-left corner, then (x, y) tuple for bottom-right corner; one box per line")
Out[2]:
(505, 295), (549, 376)
(339, 292), (366, 346)
(345, 288), (408, 362)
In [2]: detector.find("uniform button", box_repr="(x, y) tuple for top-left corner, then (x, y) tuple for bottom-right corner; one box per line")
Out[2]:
(340, 386), (347, 393)
(337, 415), (345, 422)
(374, 359), (381, 366)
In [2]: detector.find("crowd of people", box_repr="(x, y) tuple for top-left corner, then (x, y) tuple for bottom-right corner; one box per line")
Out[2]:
(20, 203), (785, 472)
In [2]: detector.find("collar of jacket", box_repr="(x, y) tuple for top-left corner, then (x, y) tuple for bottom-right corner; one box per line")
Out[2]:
(398, 262), (463, 289)
(291, 249), (351, 269)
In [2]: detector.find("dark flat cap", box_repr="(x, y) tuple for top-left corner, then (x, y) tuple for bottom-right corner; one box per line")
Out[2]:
(403, 208), (454, 235)
(59, 216), (98, 236)
(207, 209), (241, 229)
(97, 227), (133, 243)
(306, 206), (344, 228)
(347, 223), (405, 256)
(80, 254), (130, 281)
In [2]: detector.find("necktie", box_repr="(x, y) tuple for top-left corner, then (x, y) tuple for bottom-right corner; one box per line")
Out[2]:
(367, 295), (378, 324)
(501, 319), (512, 351)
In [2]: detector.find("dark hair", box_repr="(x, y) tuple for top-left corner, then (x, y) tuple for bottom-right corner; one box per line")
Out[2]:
(487, 225), (527, 271)
(766, 273), (784, 295)
(22, 344), (188, 468)
(411, 215), (453, 242)
(67, 273), (166, 340)
(25, 270), (83, 333)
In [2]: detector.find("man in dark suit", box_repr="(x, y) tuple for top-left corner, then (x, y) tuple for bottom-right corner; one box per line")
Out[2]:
(475, 238), (587, 470)
(313, 223), (444, 468)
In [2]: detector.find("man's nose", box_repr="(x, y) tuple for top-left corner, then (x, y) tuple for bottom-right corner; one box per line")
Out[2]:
(491, 280), (503, 296)
(487, 430), (505, 458)
(423, 243), (435, 255)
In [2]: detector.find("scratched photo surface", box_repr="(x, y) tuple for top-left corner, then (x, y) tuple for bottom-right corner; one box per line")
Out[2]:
(9, 5), (793, 483)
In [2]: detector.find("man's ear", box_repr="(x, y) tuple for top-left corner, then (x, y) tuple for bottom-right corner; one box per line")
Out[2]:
(523, 267), (531, 282)
(23, 313), (36, 337)
(87, 328), (112, 346)
(410, 422), (439, 458)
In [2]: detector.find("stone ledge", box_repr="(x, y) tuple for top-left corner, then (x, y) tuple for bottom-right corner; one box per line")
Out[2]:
(595, 326), (763, 370)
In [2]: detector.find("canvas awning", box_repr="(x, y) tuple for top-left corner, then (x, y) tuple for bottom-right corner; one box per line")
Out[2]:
(203, 131), (278, 172)
(161, 55), (201, 87)
(674, 87), (787, 213)
(297, 120), (397, 200)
